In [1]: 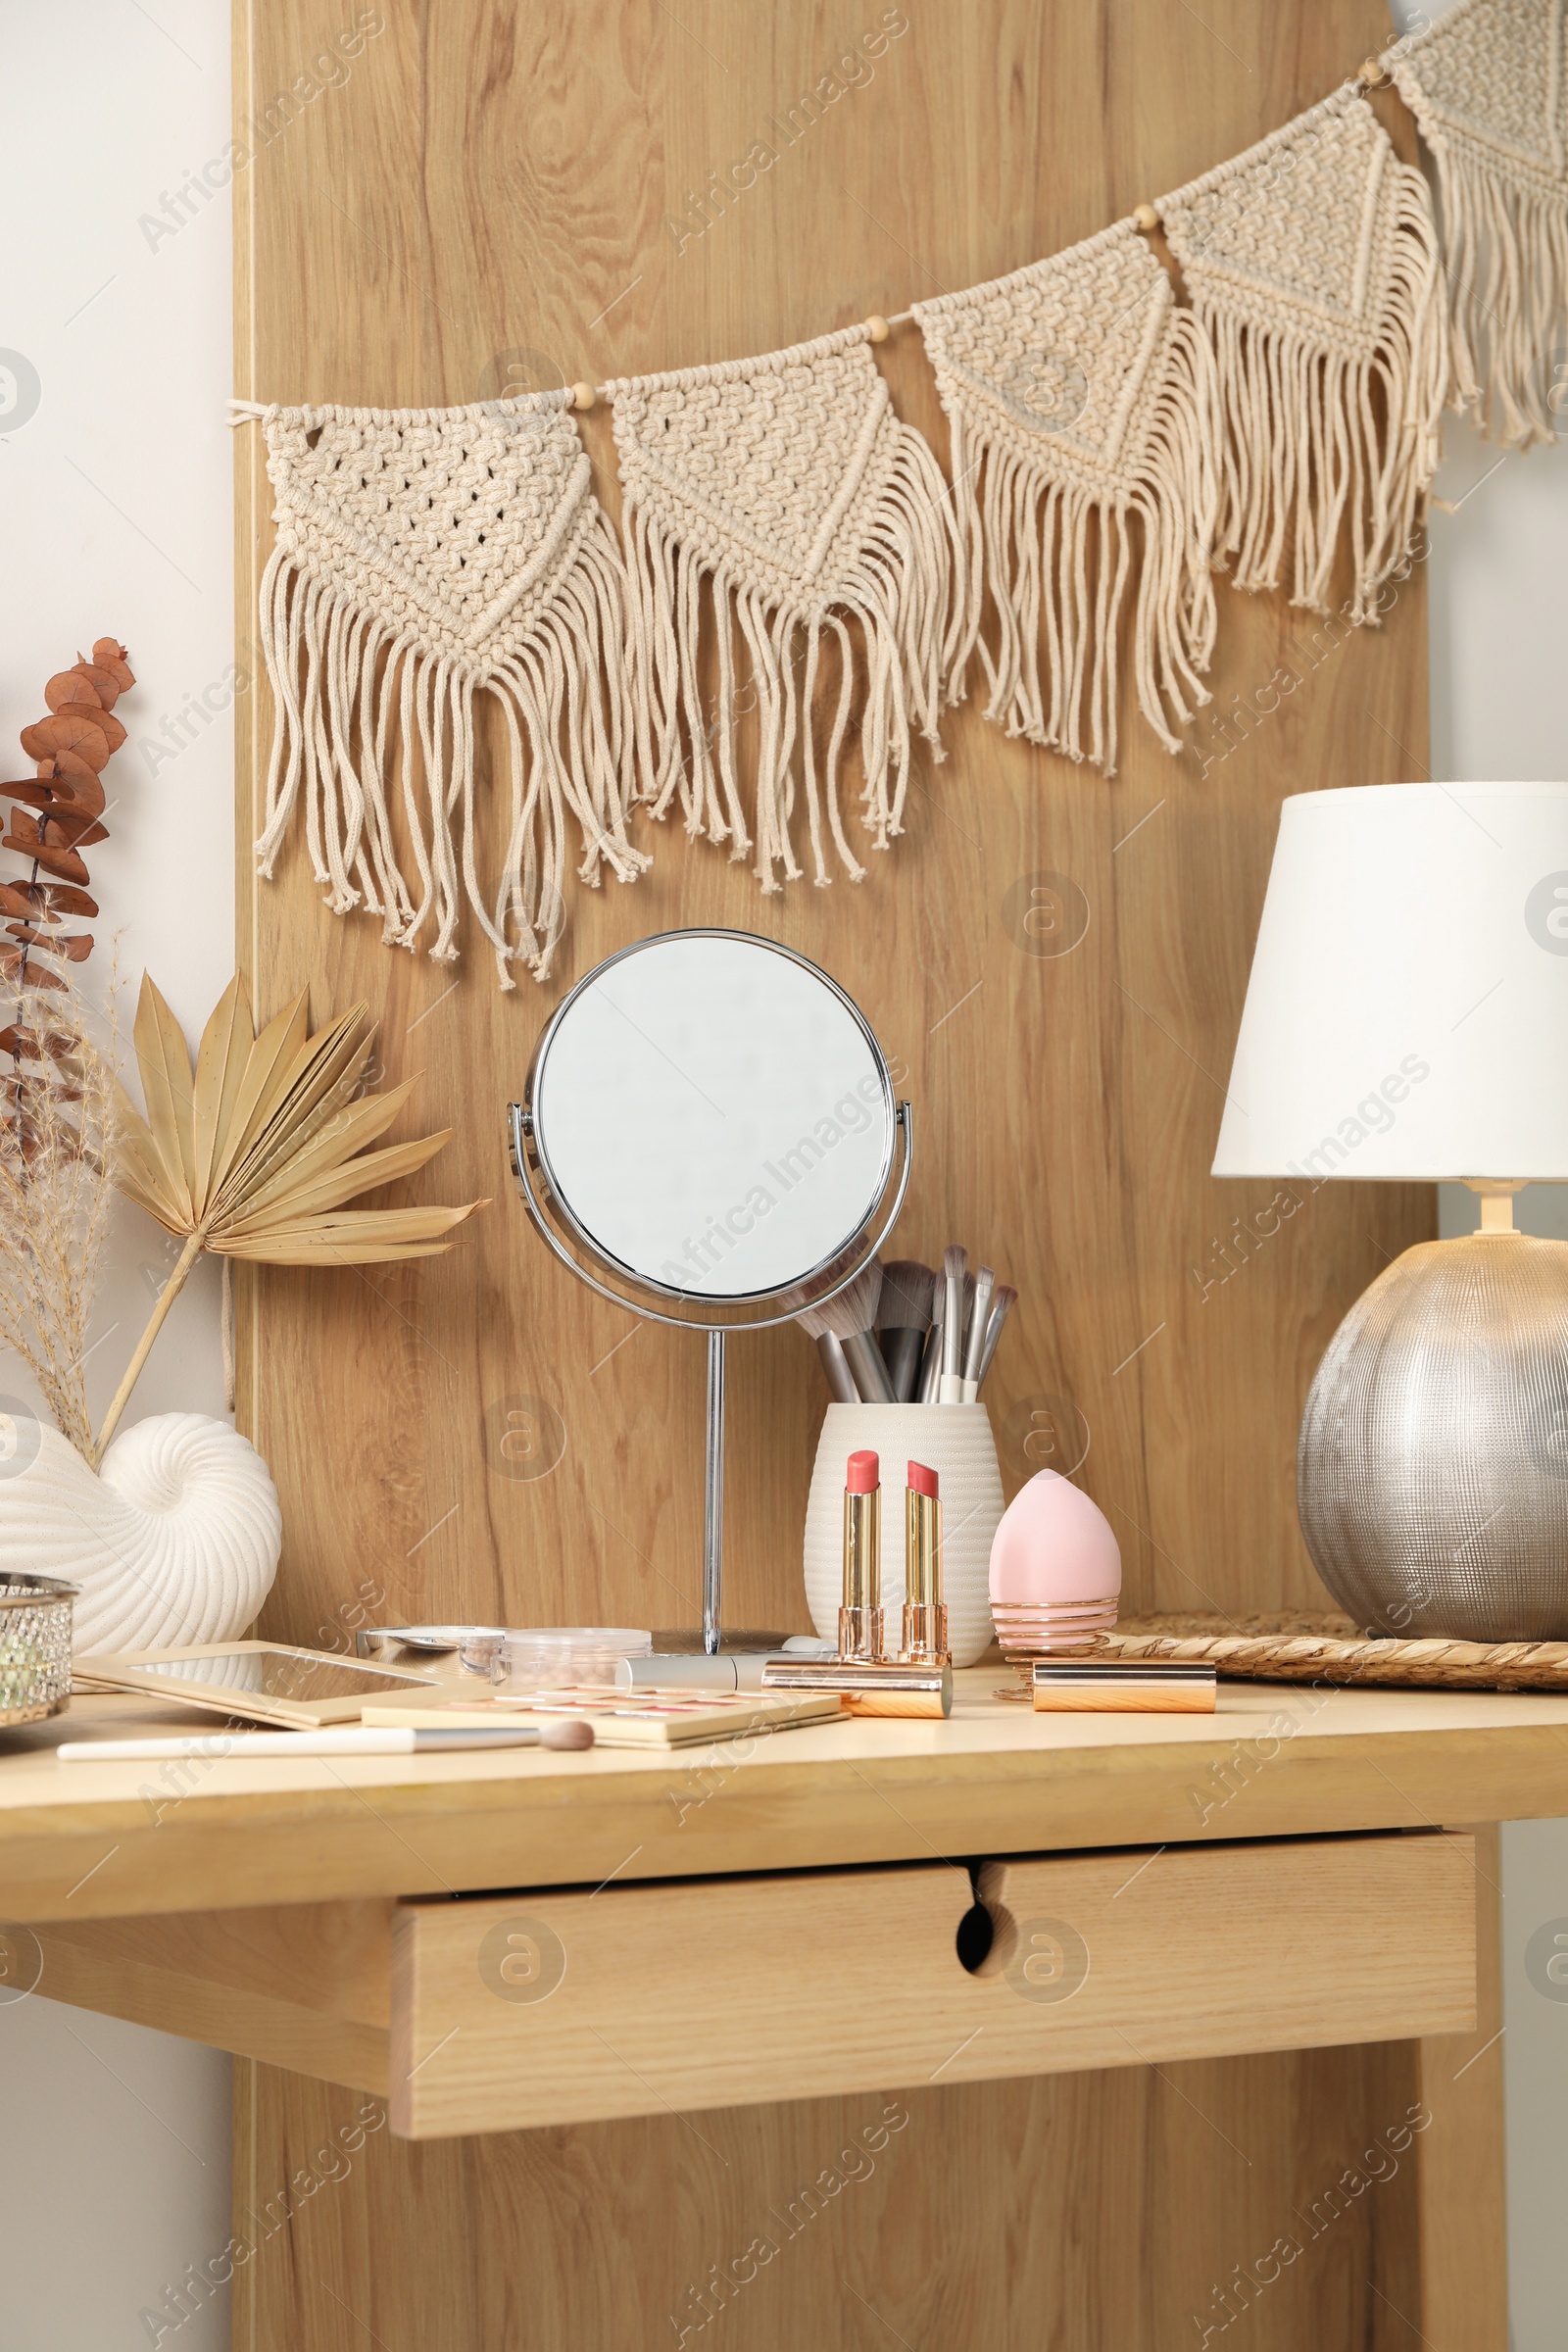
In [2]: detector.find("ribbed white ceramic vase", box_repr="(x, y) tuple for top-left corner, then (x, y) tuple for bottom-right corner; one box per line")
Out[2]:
(803, 1403), (1003, 1667)
(0, 1410), (283, 1654)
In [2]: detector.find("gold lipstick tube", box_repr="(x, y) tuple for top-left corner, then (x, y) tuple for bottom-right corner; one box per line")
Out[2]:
(840, 1485), (882, 1662)
(1032, 1661), (1216, 1713)
(902, 1485), (949, 1665)
(762, 1659), (952, 1719)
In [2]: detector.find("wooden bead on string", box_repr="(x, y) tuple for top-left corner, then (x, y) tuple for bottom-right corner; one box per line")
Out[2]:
(865, 316), (890, 343)
(1132, 203), (1159, 233)
(570, 381), (597, 412)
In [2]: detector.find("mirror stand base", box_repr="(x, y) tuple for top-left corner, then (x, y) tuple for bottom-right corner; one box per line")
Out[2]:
(648, 1629), (797, 1654)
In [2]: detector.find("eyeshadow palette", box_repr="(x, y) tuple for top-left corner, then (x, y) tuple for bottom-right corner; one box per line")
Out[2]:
(360, 1686), (844, 1747)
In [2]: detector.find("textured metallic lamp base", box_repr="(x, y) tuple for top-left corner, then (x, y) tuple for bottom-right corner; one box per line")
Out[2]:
(1298, 1235), (1568, 1640)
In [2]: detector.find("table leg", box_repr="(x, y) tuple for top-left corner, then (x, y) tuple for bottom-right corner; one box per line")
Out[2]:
(1414, 1823), (1507, 2349)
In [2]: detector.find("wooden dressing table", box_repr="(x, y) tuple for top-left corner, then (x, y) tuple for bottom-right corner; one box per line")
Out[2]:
(208, 0), (1519, 2338)
(8, 1670), (1554, 2345)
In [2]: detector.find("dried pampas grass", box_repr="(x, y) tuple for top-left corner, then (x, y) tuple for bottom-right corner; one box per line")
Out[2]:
(0, 962), (119, 1461)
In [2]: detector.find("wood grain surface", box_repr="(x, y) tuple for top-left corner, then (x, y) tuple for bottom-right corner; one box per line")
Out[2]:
(233, 0), (1434, 1657)
(389, 1834), (1473, 2136)
(35, 1901), (393, 2092)
(1415, 1824), (1509, 2352)
(226, 2), (1463, 2343)
(27, 1833), (1474, 2142)
(13, 1678), (1568, 1920)
(234, 2042), (1432, 2352)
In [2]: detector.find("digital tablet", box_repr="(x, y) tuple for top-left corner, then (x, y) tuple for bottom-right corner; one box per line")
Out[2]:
(74, 1642), (442, 1728)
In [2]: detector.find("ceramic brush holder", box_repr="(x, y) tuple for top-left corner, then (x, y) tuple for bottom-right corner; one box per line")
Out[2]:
(802, 1403), (1003, 1667)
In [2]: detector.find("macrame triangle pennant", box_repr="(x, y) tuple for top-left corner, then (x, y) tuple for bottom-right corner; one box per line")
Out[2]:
(252, 391), (646, 988)
(1388, 0), (1568, 446)
(606, 326), (955, 891)
(1158, 87), (1447, 620)
(914, 221), (1220, 774)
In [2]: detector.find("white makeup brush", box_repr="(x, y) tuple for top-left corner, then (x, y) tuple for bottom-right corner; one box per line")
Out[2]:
(974, 1283), (1017, 1394)
(796, 1260), (894, 1401)
(917, 1282), (947, 1403)
(961, 1265), (996, 1400)
(940, 1245), (967, 1403)
(876, 1259), (936, 1401)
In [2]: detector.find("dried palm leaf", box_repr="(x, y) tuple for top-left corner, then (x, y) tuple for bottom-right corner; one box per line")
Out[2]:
(99, 973), (483, 1461)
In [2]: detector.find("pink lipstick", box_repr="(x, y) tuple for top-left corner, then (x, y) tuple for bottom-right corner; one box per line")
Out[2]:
(902, 1459), (949, 1664)
(839, 1448), (883, 1662)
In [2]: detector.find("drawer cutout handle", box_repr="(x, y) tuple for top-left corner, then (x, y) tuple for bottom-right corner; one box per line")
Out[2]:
(956, 1886), (995, 1974)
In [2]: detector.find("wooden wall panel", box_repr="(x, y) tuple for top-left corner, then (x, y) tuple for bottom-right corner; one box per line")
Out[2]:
(228, 7), (1460, 2348)
(233, 2044), (1431, 2352)
(235, 0), (1433, 1648)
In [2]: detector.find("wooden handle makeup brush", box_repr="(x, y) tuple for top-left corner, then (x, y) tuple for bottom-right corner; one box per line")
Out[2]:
(960, 1264), (996, 1398)
(797, 1260), (894, 1401)
(939, 1245), (967, 1401)
(875, 1259), (936, 1402)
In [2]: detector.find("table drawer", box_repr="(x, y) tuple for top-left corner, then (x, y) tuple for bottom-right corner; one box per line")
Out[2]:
(389, 1829), (1475, 2137)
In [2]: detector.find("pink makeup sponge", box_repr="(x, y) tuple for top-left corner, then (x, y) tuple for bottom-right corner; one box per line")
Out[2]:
(989, 1470), (1122, 1606)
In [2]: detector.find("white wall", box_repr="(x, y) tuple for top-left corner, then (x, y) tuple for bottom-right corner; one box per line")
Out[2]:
(1386, 0), (1568, 2337)
(2, 4), (1566, 2345)
(0, 3), (235, 2344)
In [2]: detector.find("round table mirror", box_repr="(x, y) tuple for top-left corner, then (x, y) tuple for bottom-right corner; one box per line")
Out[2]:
(531, 931), (896, 1305)
(509, 930), (911, 1648)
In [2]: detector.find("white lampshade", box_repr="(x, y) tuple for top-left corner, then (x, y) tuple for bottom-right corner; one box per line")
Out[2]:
(1213, 783), (1568, 1182)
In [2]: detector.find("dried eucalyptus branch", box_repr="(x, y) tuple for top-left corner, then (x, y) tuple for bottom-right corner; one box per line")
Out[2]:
(0, 638), (132, 1461)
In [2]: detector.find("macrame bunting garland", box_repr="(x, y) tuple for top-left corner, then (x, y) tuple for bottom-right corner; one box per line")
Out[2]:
(1388, 0), (1568, 447)
(1158, 86), (1447, 621)
(249, 390), (646, 988)
(913, 223), (1221, 777)
(234, 0), (1564, 983)
(606, 326), (955, 891)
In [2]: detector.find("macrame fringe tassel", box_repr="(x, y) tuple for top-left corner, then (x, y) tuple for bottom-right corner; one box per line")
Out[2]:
(253, 508), (646, 987)
(1200, 167), (1446, 620)
(1431, 145), (1568, 450)
(618, 425), (954, 891)
(938, 311), (1219, 776)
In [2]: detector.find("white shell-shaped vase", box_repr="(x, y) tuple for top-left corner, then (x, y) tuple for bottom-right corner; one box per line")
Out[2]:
(803, 1402), (1003, 1667)
(0, 1412), (282, 1655)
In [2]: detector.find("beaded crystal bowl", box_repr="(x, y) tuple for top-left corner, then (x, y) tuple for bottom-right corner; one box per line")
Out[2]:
(0, 1573), (75, 1725)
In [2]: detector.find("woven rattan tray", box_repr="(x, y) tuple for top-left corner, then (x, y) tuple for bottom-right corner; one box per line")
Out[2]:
(1096, 1612), (1568, 1692)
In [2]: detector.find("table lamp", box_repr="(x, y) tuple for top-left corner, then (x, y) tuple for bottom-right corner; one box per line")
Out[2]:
(1212, 783), (1568, 1640)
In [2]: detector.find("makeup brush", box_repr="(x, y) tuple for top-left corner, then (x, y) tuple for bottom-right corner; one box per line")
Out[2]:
(974, 1283), (1017, 1394)
(804, 1324), (858, 1403)
(797, 1260), (894, 1402)
(876, 1259), (936, 1401)
(940, 1246), (967, 1402)
(961, 1264), (996, 1399)
(784, 1270), (858, 1401)
(917, 1283), (946, 1403)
